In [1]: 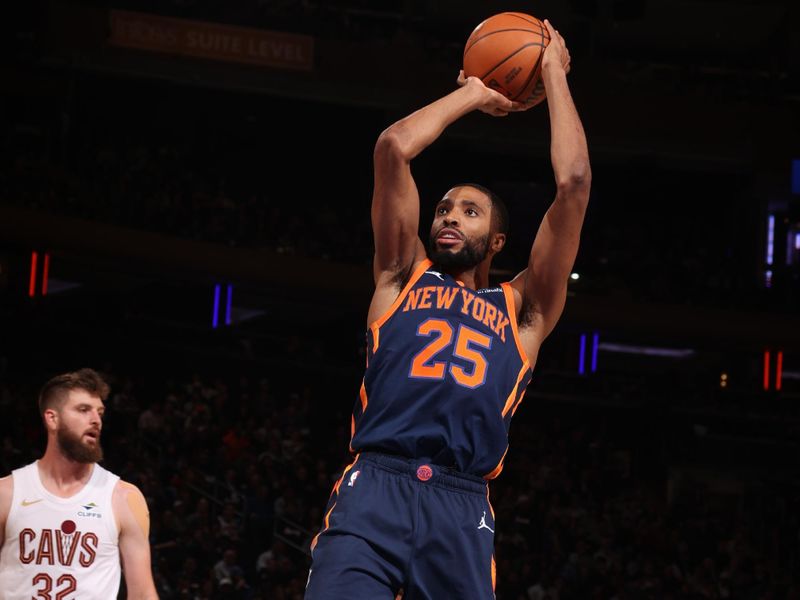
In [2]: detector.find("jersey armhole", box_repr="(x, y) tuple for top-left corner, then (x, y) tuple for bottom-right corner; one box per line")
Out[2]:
(107, 476), (122, 542)
(368, 259), (433, 352)
(501, 282), (531, 373)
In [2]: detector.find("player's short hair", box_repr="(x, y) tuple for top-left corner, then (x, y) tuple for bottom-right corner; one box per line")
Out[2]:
(38, 368), (110, 416)
(452, 182), (509, 235)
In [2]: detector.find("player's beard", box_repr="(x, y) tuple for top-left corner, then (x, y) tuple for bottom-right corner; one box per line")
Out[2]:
(57, 427), (103, 464)
(429, 233), (490, 272)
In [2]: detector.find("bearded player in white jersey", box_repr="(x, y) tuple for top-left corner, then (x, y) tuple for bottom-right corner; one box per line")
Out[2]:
(0, 368), (158, 599)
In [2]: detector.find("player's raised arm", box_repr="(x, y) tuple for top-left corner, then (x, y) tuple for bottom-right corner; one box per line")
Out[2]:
(512, 20), (591, 351)
(114, 481), (159, 600)
(370, 78), (520, 290)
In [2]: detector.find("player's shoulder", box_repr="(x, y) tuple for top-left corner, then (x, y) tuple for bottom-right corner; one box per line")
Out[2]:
(113, 479), (145, 501)
(0, 474), (13, 496)
(0, 475), (14, 522)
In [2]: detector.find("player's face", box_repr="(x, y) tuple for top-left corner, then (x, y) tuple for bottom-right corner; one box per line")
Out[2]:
(429, 187), (494, 270)
(56, 390), (105, 464)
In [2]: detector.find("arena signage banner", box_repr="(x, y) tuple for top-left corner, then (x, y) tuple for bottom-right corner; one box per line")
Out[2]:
(109, 10), (314, 70)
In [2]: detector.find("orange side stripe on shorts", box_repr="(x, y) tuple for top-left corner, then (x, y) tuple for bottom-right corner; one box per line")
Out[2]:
(310, 501), (337, 551)
(310, 455), (361, 552)
(485, 487), (495, 520)
(491, 555), (497, 592)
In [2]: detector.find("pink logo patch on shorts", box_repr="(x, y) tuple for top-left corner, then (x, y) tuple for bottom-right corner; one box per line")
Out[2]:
(416, 465), (433, 481)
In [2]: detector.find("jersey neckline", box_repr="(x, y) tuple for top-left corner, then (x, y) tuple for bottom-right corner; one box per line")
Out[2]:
(31, 460), (101, 505)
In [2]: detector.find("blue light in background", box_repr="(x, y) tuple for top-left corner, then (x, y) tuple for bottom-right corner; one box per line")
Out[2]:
(212, 284), (221, 328)
(766, 215), (775, 265)
(578, 334), (587, 375)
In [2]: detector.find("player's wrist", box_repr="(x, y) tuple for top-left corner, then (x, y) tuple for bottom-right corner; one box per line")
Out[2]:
(541, 63), (568, 90)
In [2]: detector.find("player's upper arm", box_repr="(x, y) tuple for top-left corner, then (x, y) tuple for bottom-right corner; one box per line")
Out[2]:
(513, 174), (591, 346)
(114, 481), (159, 600)
(0, 476), (13, 547)
(371, 128), (427, 284)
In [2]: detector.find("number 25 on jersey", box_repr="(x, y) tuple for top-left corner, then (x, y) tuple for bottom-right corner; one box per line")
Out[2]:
(409, 318), (491, 389)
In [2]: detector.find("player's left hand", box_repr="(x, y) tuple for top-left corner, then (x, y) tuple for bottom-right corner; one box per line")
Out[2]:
(457, 70), (529, 115)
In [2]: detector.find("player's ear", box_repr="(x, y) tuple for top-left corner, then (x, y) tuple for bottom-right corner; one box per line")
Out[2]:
(43, 408), (59, 431)
(491, 232), (506, 254)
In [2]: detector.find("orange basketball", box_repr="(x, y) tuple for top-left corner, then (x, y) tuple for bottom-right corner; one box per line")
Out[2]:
(463, 12), (550, 105)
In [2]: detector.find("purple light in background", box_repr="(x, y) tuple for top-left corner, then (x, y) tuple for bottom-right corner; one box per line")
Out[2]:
(578, 334), (586, 375)
(766, 214), (775, 265)
(765, 270), (773, 289)
(591, 333), (599, 373)
(225, 285), (233, 326)
(212, 284), (221, 328)
(795, 233), (800, 250)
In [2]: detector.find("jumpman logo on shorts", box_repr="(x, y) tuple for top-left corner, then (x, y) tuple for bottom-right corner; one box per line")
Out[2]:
(477, 511), (494, 533)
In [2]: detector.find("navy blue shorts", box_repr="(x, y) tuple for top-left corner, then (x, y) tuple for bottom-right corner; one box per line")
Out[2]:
(305, 453), (497, 599)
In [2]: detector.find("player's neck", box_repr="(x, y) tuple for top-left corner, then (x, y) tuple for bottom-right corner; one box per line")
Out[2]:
(442, 264), (489, 290)
(38, 446), (95, 490)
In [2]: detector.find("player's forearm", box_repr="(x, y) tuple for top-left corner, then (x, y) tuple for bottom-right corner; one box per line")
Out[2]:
(125, 587), (159, 600)
(377, 85), (484, 162)
(543, 65), (591, 197)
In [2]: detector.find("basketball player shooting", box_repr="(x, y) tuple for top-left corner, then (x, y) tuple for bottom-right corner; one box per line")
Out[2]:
(0, 369), (158, 599)
(306, 19), (589, 600)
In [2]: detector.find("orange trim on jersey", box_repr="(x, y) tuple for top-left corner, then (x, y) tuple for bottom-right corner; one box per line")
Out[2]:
(369, 259), (433, 352)
(501, 363), (530, 418)
(501, 282), (531, 372)
(359, 380), (368, 412)
(310, 455), (360, 552)
(486, 487), (495, 520)
(484, 445), (508, 480)
(370, 322), (381, 354)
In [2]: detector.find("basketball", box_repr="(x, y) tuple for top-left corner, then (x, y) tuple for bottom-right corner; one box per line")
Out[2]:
(463, 12), (550, 105)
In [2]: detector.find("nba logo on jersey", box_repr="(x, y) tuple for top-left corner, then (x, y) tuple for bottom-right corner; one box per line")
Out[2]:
(347, 471), (361, 487)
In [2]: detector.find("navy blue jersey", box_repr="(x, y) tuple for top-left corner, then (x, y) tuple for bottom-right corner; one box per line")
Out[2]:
(350, 259), (533, 479)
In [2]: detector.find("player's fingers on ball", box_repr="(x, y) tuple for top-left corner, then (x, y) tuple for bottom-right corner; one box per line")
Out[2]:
(457, 70), (467, 86)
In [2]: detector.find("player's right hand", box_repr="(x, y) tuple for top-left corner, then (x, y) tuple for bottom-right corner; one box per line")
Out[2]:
(457, 70), (527, 116)
(542, 20), (571, 75)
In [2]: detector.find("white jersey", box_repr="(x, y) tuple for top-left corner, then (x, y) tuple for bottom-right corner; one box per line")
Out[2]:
(0, 461), (121, 600)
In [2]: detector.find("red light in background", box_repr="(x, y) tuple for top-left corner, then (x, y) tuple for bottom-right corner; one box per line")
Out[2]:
(42, 253), (50, 296)
(29, 252), (38, 298)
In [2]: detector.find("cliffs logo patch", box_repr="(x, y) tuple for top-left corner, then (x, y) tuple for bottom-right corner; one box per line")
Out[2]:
(416, 465), (433, 482)
(78, 502), (102, 519)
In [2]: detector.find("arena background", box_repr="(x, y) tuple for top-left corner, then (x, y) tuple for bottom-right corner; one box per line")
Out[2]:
(1, 0), (799, 598)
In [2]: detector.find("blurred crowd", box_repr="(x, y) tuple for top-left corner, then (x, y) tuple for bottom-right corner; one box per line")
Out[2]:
(2, 109), (769, 312)
(1, 361), (797, 599)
